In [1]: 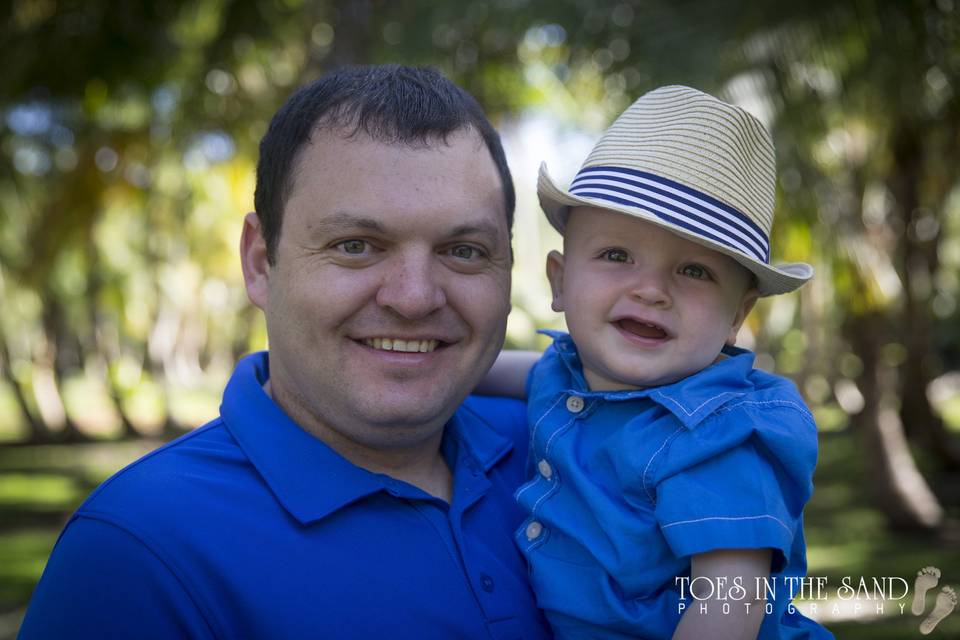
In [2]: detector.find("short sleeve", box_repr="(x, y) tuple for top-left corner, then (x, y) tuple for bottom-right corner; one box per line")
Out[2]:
(651, 401), (818, 568)
(19, 516), (214, 639)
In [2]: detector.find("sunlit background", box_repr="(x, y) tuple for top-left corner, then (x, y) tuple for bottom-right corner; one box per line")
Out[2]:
(1, 1), (959, 637)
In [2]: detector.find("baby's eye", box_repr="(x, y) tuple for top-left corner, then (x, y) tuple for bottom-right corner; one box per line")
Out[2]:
(679, 264), (711, 280)
(600, 248), (631, 263)
(449, 244), (485, 261)
(336, 239), (369, 255)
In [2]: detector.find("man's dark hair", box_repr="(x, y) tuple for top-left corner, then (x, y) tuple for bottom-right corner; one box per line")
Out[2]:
(254, 64), (515, 264)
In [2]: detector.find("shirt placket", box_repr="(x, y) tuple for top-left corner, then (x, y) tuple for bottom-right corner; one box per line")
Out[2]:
(445, 448), (531, 640)
(522, 391), (593, 551)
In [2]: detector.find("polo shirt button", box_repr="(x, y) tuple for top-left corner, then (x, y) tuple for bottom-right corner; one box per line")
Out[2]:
(566, 395), (584, 413)
(525, 521), (543, 541)
(537, 459), (553, 479)
(480, 573), (495, 592)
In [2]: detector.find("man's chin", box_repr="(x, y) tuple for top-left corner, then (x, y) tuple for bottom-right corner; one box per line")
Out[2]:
(349, 391), (458, 433)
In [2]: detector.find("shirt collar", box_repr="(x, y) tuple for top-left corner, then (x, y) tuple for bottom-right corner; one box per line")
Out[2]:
(446, 401), (516, 473)
(541, 330), (755, 429)
(220, 352), (512, 524)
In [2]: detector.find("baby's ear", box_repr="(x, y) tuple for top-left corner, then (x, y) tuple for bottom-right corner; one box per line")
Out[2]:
(727, 287), (759, 345)
(545, 250), (566, 312)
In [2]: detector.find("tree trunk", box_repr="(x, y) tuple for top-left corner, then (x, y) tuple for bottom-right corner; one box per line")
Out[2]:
(41, 292), (86, 442)
(0, 334), (49, 443)
(323, 0), (376, 69)
(86, 236), (142, 439)
(846, 311), (943, 531)
(888, 122), (960, 468)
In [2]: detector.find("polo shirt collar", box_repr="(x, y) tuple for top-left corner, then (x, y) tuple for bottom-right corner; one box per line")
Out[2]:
(542, 330), (754, 429)
(445, 403), (515, 474)
(220, 352), (512, 524)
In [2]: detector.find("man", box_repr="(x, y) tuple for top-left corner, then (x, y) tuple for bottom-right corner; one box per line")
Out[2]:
(20, 65), (551, 639)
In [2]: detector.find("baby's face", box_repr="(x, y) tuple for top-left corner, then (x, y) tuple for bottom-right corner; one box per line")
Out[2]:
(548, 206), (759, 391)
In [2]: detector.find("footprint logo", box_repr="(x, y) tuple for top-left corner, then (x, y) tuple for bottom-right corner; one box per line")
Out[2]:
(913, 567), (942, 616)
(912, 566), (956, 635)
(920, 586), (957, 636)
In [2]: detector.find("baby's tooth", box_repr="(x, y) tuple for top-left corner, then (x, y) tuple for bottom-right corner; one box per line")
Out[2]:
(382, 339), (393, 351)
(418, 340), (428, 353)
(373, 338), (382, 349)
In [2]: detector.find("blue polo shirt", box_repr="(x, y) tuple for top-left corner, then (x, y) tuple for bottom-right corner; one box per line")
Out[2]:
(516, 332), (832, 639)
(20, 352), (552, 640)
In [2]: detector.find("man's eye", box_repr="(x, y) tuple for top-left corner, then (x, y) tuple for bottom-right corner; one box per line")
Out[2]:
(337, 239), (368, 254)
(600, 248), (631, 263)
(679, 264), (711, 280)
(450, 245), (484, 260)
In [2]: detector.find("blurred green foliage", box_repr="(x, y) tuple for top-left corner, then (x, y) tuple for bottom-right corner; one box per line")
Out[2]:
(1, 0), (960, 636)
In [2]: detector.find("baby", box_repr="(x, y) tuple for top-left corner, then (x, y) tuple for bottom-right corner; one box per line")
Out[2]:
(488, 86), (833, 639)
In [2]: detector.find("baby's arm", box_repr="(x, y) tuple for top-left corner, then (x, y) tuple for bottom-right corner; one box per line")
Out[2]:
(672, 548), (772, 640)
(473, 350), (541, 399)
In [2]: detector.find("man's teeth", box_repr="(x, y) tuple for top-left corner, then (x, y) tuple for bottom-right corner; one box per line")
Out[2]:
(362, 338), (440, 353)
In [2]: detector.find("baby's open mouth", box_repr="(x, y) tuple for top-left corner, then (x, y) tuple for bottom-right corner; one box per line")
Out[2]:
(617, 319), (669, 340)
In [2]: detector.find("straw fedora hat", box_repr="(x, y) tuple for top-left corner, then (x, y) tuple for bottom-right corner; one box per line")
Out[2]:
(538, 85), (812, 296)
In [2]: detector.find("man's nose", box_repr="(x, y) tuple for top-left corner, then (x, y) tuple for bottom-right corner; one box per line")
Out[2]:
(375, 251), (447, 319)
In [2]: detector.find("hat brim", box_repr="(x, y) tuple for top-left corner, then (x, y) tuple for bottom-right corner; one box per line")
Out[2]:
(537, 162), (812, 297)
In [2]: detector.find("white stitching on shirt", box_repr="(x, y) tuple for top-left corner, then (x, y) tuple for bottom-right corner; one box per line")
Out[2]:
(517, 395), (570, 504)
(544, 415), (576, 455)
(715, 399), (815, 427)
(652, 390), (741, 417)
(530, 394), (565, 445)
(526, 416), (577, 512)
(661, 514), (793, 536)
(642, 426), (684, 502)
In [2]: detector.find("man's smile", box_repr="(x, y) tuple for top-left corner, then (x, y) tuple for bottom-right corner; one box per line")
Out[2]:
(361, 337), (442, 353)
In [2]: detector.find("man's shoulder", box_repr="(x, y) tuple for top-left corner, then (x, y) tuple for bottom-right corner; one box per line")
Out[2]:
(77, 418), (257, 528)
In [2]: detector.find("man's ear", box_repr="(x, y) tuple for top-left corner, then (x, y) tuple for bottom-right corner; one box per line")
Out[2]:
(240, 212), (270, 311)
(545, 250), (566, 313)
(727, 287), (760, 345)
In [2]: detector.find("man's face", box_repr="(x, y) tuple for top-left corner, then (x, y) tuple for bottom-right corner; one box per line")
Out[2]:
(548, 206), (758, 391)
(242, 128), (511, 454)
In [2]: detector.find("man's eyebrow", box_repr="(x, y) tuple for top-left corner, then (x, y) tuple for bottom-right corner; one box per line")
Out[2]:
(307, 212), (386, 235)
(447, 221), (503, 241)
(306, 213), (504, 245)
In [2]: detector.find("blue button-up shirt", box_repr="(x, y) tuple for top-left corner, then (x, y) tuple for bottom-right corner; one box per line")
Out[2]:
(516, 332), (832, 639)
(21, 352), (551, 640)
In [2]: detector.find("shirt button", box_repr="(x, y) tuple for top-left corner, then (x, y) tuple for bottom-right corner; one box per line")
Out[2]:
(566, 395), (585, 413)
(480, 573), (495, 593)
(537, 459), (553, 479)
(525, 521), (543, 541)
(465, 458), (479, 476)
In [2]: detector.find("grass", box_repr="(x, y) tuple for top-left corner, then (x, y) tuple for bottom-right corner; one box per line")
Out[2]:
(0, 431), (957, 639)
(801, 431), (960, 638)
(0, 439), (163, 637)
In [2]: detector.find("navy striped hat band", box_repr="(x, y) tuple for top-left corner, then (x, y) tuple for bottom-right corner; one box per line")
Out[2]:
(569, 165), (770, 264)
